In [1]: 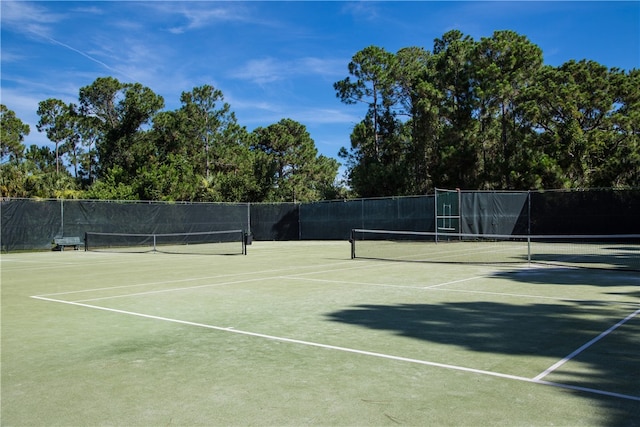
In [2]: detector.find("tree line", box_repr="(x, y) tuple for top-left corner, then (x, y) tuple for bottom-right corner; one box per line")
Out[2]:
(1, 29), (638, 201)
(336, 30), (639, 196)
(1, 81), (340, 202)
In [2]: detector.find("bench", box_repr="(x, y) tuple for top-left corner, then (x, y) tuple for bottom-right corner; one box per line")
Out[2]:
(53, 236), (83, 251)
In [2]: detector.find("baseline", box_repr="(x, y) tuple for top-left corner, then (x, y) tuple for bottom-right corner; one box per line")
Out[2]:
(30, 294), (640, 402)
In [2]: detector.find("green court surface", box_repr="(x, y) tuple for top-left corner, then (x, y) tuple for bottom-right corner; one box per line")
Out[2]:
(2, 241), (639, 426)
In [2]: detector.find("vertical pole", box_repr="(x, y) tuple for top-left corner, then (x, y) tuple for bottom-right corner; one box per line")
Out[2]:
(153, 234), (157, 253)
(350, 229), (355, 259)
(457, 188), (462, 240)
(297, 203), (301, 241)
(60, 199), (64, 237)
(247, 203), (251, 237)
(527, 190), (531, 237)
(434, 189), (438, 243)
(527, 191), (532, 266)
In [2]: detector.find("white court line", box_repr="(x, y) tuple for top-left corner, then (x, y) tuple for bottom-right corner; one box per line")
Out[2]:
(0, 259), (79, 268)
(29, 294), (640, 402)
(41, 261), (492, 303)
(278, 276), (426, 290)
(36, 255), (431, 300)
(278, 275), (487, 291)
(35, 260), (356, 298)
(87, 265), (632, 310)
(74, 277), (269, 302)
(38, 272), (263, 298)
(72, 260), (435, 302)
(423, 276), (486, 289)
(534, 308), (640, 381)
(281, 276), (632, 306)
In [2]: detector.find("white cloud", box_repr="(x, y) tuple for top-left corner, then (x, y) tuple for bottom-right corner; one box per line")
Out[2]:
(233, 57), (346, 85)
(168, 7), (239, 34)
(1, 2), (141, 82)
(341, 2), (380, 21)
(1, 1), (65, 38)
(233, 100), (361, 128)
(70, 6), (104, 15)
(0, 50), (26, 63)
(292, 108), (361, 125)
(233, 58), (283, 84)
(140, 2), (256, 34)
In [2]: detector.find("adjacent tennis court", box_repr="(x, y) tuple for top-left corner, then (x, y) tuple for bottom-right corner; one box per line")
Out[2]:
(2, 241), (639, 425)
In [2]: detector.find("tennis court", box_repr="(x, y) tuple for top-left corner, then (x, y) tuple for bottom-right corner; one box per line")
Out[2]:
(2, 241), (639, 425)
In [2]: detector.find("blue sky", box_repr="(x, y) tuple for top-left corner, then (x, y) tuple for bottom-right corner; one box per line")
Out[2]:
(2, 1), (639, 164)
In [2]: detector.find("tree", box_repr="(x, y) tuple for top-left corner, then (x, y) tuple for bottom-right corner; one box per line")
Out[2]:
(79, 77), (164, 179)
(335, 46), (419, 197)
(430, 30), (480, 189)
(252, 118), (339, 202)
(0, 162), (30, 197)
(36, 99), (79, 175)
(76, 114), (101, 184)
(178, 85), (233, 180)
(524, 61), (640, 188)
(603, 68), (640, 187)
(82, 165), (137, 200)
(335, 31), (633, 193)
(24, 144), (57, 173)
(149, 85), (258, 202)
(334, 46), (398, 161)
(474, 30), (543, 188)
(0, 105), (29, 164)
(393, 46), (437, 193)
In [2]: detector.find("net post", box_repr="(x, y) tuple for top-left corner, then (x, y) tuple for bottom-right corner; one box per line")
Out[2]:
(84, 232), (88, 251)
(153, 234), (157, 253)
(242, 230), (249, 255)
(527, 236), (531, 266)
(350, 229), (355, 259)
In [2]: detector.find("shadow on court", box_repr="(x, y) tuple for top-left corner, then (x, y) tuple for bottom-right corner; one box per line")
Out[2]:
(492, 266), (639, 286)
(492, 267), (640, 304)
(529, 249), (640, 271)
(326, 278), (640, 426)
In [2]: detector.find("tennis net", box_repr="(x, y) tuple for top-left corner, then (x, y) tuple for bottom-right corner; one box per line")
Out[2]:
(85, 230), (247, 255)
(350, 229), (640, 271)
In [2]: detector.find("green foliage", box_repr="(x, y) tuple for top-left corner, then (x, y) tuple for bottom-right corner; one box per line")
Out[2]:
(336, 30), (639, 196)
(0, 162), (31, 197)
(1, 104), (29, 164)
(3, 29), (639, 201)
(82, 165), (137, 200)
(79, 77), (165, 181)
(252, 118), (340, 202)
(37, 99), (74, 175)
